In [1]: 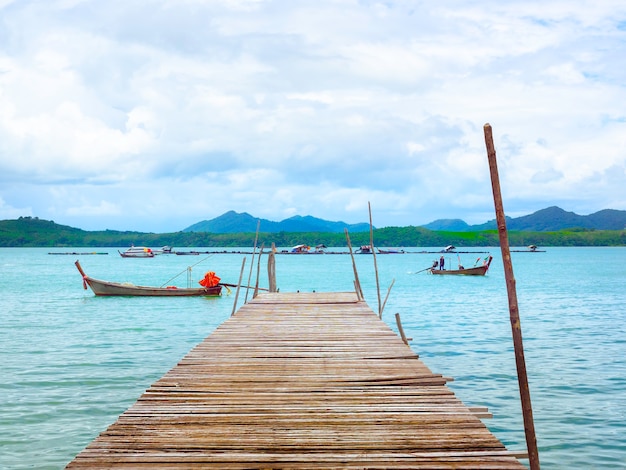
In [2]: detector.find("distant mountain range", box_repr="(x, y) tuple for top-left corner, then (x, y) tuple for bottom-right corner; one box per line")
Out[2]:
(186, 207), (626, 233)
(421, 206), (626, 232)
(184, 211), (372, 233)
(1, 206), (624, 247)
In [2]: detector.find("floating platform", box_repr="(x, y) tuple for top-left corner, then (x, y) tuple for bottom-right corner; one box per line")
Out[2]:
(66, 292), (526, 469)
(175, 250), (492, 255)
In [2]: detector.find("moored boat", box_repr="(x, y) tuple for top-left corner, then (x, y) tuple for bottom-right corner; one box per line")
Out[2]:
(377, 248), (405, 254)
(118, 246), (155, 258)
(75, 261), (223, 296)
(290, 244), (311, 253)
(153, 246), (174, 255)
(430, 255), (493, 276)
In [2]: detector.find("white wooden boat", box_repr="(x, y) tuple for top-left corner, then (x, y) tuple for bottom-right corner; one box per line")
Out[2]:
(118, 246), (155, 258)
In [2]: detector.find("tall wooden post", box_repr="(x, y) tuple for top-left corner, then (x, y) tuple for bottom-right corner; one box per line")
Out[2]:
(484, 123), (540, 469)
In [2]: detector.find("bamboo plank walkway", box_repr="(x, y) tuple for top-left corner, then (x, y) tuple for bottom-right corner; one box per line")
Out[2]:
(67, 292), (526, 469)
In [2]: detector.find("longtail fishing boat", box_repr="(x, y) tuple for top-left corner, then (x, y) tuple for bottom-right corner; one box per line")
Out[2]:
(74, 261), (223, 296)
(430, 255), (493, 276)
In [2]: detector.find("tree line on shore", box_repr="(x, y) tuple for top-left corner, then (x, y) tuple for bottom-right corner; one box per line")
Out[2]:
(1, 217), (624, 247)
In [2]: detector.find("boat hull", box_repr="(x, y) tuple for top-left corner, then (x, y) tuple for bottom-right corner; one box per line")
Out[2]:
(85, 278), (222, 296)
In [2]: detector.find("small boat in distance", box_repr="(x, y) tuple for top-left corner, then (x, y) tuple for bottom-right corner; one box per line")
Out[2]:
(75, 261), (223, 296)
(430, 255), (493, 276)
(377, 248), (405, 254)
(118, 246), (154, 258)
(355, 245), (372, 254)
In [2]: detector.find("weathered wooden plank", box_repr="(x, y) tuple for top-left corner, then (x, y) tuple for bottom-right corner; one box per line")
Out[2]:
(66, 292), (525, 469)
(68, 452), (525, 469)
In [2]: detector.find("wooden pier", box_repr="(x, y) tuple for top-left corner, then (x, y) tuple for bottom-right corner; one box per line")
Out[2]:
(67, 292), (526, 469)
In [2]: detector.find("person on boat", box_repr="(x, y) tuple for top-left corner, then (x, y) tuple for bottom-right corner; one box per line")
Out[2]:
(439, 255), (445, 270)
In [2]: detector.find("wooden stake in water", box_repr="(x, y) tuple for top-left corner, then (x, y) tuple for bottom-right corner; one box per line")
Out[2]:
(484, 123), (540, 470)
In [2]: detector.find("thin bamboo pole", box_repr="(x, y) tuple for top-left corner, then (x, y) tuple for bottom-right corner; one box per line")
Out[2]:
(253, 243), (264, 299)
(368, 202), (382, 318)
(230, 257), (246, 317)
(381, 278), (395, 316)
(244, 219), (261, 303)
(344, 229), (363, 300)
(159, 254), (214, 287)
(484, 123), (540, 470)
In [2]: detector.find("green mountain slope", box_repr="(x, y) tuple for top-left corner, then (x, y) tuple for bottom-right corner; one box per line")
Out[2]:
(184, 211), (371, 233)
(426, 206), (626, 232)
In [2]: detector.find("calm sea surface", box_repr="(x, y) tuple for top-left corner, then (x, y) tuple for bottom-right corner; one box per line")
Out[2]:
(1, 246), (625, 469)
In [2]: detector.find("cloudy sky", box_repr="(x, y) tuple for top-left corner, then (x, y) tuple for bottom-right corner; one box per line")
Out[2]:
(1, 0), (624, 232)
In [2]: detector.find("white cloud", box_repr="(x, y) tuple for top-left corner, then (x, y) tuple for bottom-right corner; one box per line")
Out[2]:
(0, 0), (624, 231)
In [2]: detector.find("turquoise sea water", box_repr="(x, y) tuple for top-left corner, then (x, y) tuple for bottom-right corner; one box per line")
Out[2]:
(1, 246), (624, 469)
